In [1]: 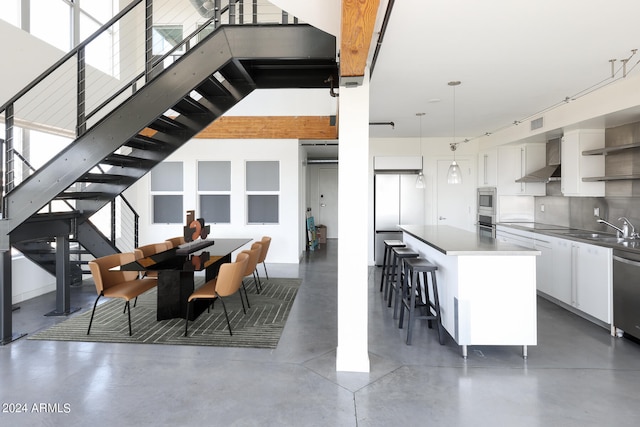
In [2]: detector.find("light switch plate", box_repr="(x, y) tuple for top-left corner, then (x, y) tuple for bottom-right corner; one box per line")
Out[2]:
(593, 207), (600, 217)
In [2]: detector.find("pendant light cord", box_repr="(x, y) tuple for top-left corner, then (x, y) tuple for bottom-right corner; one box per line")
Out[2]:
(448, 81), (461, 159)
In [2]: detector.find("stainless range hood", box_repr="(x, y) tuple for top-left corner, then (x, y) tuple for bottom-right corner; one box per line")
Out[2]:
(516, 138), (561, 183)
(515, 164), (561, 183)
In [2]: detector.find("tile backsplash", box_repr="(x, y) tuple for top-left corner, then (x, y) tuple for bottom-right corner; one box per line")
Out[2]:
(535, 196), (640, 232)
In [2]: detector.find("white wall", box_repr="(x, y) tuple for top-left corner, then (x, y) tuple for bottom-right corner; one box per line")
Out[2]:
(269, 0), (340, 37)
(0, 20), (64, 105)
(12, 257), (55, 304)
(125, 138), (303, 264)
(478, 71), (640, 149)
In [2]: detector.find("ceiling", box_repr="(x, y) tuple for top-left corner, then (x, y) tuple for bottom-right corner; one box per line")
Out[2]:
(366, 0), (640, 141)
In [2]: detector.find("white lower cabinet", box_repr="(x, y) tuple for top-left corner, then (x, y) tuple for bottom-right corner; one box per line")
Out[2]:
(499, 227), (612, 325)
(534, 239), (553, 296)
(571, 241), (612, 324)
(535, 233), (611, 325)
(535, 235), (571, 304)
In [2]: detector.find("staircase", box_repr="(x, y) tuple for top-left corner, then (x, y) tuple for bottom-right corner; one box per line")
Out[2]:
(1, 0), (337, 339)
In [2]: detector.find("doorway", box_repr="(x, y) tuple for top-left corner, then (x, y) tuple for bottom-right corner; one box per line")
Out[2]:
(436, 159), (475, 231)
(318, 167), (338, 238)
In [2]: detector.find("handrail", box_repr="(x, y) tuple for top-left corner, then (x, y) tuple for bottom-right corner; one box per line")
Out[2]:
(2, 0), (295, 243)
(0, 0), (144, 114)
(119, 194), (139, 249)
(84, 1), (290, 125)
(165, 0), (237, 60)
(86, 3), (225, 124)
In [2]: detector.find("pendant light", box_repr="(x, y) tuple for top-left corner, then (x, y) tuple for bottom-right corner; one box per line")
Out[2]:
(415, 112), (426, 189)
(447, 81), (462, 184)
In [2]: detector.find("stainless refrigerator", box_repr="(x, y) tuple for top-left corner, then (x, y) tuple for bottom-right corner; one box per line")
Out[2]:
(374, 173), (425, 265)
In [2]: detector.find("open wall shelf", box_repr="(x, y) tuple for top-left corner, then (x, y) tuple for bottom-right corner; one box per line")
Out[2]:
(583, 175), (640, 182)
(582, 142), (640, 156)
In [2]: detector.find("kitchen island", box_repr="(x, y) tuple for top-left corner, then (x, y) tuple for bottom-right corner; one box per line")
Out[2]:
(400, 225), (540, 358)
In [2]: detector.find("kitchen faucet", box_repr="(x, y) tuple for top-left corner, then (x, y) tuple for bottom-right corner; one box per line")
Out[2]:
(618, 217), (638, 239)
(597, 217), (638, 239)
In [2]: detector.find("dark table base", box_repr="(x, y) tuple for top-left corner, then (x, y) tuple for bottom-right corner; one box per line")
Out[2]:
(156, 254), (229, 321)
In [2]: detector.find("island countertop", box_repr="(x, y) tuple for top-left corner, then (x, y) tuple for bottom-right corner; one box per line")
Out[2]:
(399, 224), (538, 358)
(400, 225), (541, 256)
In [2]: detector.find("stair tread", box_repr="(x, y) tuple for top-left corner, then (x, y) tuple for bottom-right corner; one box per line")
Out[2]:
(147, 115), (190, 134)
(77, 173), (136, 183)
(102, 153), (157, 167)
(125, 134), (170, 151)
(55, 191), (112, 200)
(173, 96), (212, 116)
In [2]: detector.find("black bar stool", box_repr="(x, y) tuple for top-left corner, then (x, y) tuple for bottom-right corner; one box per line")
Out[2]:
(398, 257), (445, 345)
(379, 239), (406, 297)
(387, 247), (419, 319)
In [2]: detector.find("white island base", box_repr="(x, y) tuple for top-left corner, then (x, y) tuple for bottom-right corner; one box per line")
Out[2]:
(401, 226), (538, 358)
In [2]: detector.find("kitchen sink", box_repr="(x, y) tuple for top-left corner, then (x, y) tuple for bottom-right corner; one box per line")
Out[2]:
(589, 236), (626, 243)
(617, 239), (640, 249)
(566, 234), (640, 248)
(563, 232), (616, 239)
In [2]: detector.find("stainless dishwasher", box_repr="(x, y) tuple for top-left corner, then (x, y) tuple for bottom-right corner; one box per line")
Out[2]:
(613, 249), (640, 340)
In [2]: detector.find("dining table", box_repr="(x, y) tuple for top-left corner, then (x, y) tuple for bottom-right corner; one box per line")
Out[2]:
(120, 238), (252, 321)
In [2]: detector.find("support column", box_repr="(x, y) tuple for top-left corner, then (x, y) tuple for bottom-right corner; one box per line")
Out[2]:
(0, 248), (25, 345)
(0, 249), (12, 344)
(45, 234), (79, 316)
(336, 71), (370, 372)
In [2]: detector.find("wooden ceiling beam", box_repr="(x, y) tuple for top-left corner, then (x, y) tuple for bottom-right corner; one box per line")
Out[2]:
(193, 116), (337, 139)
(340, 0), (380, 84)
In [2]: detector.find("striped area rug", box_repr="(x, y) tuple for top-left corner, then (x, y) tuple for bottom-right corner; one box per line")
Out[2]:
(29, 278), (300, 349)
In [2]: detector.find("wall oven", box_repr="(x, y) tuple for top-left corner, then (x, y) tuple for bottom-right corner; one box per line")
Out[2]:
(477, 187), (497, 238)
(478, 187), (497, 214)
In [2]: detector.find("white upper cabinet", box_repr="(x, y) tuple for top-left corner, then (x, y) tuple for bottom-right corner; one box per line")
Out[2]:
(561, 129), (605, 197)
(497, 143), (546, 195)
(478, 148), (498, 187)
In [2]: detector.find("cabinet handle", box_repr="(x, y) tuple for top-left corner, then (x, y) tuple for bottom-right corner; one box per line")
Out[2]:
(571, 244), (579, 307)
(483, 154), (488, 185)
(613, 255), (640, 267)
(520, 148), (525, 192)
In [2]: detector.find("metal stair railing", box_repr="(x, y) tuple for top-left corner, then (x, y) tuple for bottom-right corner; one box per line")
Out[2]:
(112, 195), (139, 253)
(0, 0), (296, 246)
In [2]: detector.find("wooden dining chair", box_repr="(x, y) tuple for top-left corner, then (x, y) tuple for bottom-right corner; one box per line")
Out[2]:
(257, 236), (272, 280)
(164, 236), (186, 249)
(240, 242), (262, 299)
(87, 252), (158, 336)
(134, 242), (169, 278)
(184, 252), (249, 337)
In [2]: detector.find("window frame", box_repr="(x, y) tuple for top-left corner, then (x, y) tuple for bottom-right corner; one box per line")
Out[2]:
(245, 160), (280, 225)
(197, 160), (232, 225)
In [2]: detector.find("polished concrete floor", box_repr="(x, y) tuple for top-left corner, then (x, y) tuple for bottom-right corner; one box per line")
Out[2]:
(2, 239), (640, 426)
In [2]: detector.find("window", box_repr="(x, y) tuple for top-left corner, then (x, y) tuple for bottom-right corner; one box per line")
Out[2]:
(151, 162), (183, 224)
(246, 161), (279, 224)
(247, 195), (279, 223)
(153, 25), (184, 55)
(198, 161), (231, 224)
(16, 1), (116, 74)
